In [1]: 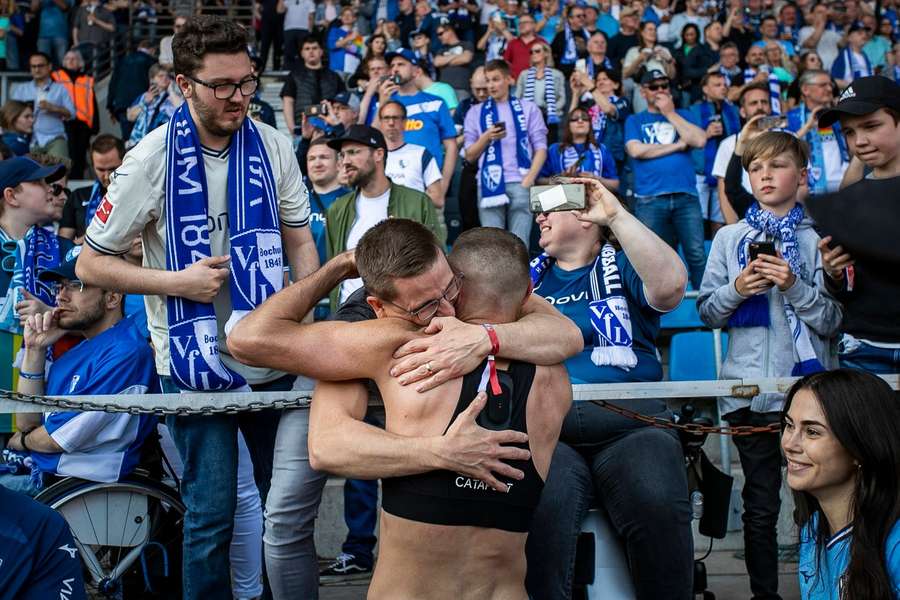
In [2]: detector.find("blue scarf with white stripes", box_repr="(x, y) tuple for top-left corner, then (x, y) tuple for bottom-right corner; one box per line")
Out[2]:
(84, 180), (103, 228)
(479, 96), (531, 208)
(523, 67), (559, 125)
(164, 103), (282, 391)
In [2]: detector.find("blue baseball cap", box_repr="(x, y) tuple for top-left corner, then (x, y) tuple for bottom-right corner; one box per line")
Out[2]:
(0, 156), (66, 191)
(39, 246), (82, 283)
(385, 48), (420, 67)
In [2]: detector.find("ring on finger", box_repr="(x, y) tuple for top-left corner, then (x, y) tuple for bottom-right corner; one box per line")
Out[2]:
(425, 361), (434, 374)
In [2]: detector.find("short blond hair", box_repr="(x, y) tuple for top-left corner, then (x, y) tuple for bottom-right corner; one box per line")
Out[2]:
(742, 131), (810, 171)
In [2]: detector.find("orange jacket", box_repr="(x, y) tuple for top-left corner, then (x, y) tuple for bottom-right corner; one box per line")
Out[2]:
(51, 69), (96, 129)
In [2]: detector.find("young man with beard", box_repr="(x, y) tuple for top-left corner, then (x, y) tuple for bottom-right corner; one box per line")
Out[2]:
(3, 249), (158, 497)
(75, 16), (320, 599)
(324, 124), (442, 310)
(58, 134), (124, 242)
(305, 137), (348, 270)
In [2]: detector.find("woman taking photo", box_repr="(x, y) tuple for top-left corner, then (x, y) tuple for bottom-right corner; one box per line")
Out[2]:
(538, 107), (618, 191)
(0, 100), (33, 156)
(569, 67), (630, 174)
(622, 21), (675, 110)
(782, 369), (900, 599)
(516, 42), (566, 142)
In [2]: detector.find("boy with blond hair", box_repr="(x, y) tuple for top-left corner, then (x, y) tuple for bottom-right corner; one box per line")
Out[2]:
(698, 131), (842, 600)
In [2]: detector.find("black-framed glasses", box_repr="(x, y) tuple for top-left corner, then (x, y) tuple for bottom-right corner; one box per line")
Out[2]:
(186, 75), (259, 100)
(386, 272), (464, 322)
(51, 280), (84, 295)
(50, 183), (71, 196)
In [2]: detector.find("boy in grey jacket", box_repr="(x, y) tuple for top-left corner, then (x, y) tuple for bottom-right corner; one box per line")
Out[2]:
(697, 131), (842, 600)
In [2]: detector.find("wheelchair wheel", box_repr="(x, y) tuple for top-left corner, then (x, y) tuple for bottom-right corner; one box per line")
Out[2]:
(35, 472), (185, 599)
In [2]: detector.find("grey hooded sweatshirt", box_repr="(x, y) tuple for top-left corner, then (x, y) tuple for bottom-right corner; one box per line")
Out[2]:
(697, 216), (842, 416)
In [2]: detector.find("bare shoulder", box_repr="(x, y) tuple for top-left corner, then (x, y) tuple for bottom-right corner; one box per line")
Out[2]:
(529, 363), (573, 422)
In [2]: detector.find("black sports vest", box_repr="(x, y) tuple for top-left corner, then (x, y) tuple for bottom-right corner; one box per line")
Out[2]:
(381, 359), (543, 533)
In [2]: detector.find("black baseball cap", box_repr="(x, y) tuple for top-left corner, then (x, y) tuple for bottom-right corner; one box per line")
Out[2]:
(640, 69), (669, 85)
(0, 156), (66, 191)
(327, 124), (388, 152)
(818, 76), (900, 127)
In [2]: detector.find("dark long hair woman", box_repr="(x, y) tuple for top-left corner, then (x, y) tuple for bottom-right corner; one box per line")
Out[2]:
(781, 369), (900, 600)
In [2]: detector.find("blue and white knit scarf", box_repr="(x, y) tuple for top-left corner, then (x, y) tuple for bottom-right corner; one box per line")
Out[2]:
(586, 55), (613, 79)
(531, 244), (637, 370)
(562, 143), (602, 177)
(523, 67), (559, 125)
(787, 105), (849, 195)
(479, 96), (531, 208)
(838, 47), (872, 82)
(84, 180), (104, 229)
(22, 226), (60, 307)
(562, 23), (588, 64)
(164, 103), (282, 392)
(699, 101), (741, 185)
(730, 203), (825, 376)
(744, 67), (782, 114)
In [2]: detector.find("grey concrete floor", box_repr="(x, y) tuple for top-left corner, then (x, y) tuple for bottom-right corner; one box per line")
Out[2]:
(318, 549), (801, 599)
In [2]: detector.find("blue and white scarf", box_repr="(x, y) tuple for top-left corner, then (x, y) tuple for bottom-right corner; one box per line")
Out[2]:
(562, 23), (588, 64)
(478, 96), (531, 208)
(699, 101), (741, 185)
(562, 143), (602, 177)
(531, 244), (637, 369)
(0, 226), (61, 334)
(586, 55), (613, 79)
(744, 67), (782, 114)
(837, 47), (872, 82)
(523, 67), (559, 125)
(787, 105), (849, 195)
(164, 103), (282, 392)
(84, 180), (104, 229)
(730, 203), (825, 376)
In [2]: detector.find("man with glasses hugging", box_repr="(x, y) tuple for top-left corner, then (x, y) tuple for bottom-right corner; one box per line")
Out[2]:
(10, 52), (75, 160)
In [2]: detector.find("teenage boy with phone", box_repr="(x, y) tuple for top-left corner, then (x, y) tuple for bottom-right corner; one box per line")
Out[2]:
(697, 131), (842, 600)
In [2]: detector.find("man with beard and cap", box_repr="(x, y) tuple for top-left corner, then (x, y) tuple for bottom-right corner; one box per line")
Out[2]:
(812, 75), (900, 375)
(74, 16), (320, 599)
(324, 123), (443, 311)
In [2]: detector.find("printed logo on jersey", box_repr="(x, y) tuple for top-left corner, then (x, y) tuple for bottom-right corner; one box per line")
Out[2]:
(641, 121), (677, 145)
(94, 196), (114, 227)
(58, 544), (77, 558)
(405, 119), (425, 131)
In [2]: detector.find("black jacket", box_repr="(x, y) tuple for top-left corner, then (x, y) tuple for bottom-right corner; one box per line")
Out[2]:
(107, 50), (156, 112)
(280, 66), (346, 125)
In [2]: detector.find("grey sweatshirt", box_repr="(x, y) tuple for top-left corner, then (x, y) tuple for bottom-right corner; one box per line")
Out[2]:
(697, 217), (842, 415)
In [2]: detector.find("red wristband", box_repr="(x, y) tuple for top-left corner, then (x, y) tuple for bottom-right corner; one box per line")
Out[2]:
(482, 323), (500, 356)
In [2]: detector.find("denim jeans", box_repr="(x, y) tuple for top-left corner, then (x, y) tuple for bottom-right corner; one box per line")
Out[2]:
(162, 374), (289, 600)
(478, 182), (532, 247)
(724, 408), (783, 600)
(340, 415), (382, 568)
(0, 472), (40, 496)
(526, 401), (694, 600)
(838, 336), (900, 374)
(634, 192), (706, 289)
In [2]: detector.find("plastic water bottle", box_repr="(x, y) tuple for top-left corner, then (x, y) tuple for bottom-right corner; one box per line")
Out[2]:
(690, 490), (704, 520)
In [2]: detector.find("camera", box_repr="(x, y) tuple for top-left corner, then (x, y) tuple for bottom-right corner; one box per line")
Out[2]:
(305, 102), (329, 117)
(391, 74), (402, 85)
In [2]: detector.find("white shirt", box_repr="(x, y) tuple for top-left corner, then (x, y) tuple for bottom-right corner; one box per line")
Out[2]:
(798, 26), (842, 70)
(386, 143), (442, 193)
(284, 0), (315, 30)
(85, 123), (310, 382)
(340, 188), (390, 303)
(712, 133), (752, 193)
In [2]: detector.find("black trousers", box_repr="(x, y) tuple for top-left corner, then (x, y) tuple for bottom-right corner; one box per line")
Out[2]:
(258, 13), (284, 71)
(65, 119), (93, 180)
(725, 408), (784, 600)
(457, 159), (480, 232)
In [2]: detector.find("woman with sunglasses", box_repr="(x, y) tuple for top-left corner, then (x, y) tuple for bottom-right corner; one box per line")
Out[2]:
(0, 100), (34, 157)
(781, 369), (900, 600)
(622, 21), (675, 110)
(538, 108), (618, 190)
(515, 42), (566, 142)
(569, 67), (631, 176)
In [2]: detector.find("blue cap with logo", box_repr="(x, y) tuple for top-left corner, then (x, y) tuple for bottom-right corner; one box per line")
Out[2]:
(385, 48), (420, 67)
(39, 245), (82, 283)
(0, 156), (66, 191)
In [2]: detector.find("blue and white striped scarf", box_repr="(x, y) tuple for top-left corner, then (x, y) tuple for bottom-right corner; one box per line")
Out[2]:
(478, 96), (531, 208)
(164, 103), (282, 392)
(84, 180), (103, 228)
(523, 67), (559, 125)
(562, 23), (588, 64)
(730, 203), (825, 376)
(562, 143), (602, 177)
(744, 67), (782, 114)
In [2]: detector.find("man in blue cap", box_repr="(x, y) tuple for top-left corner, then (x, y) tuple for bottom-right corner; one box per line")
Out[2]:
(0, 156), (72, 334)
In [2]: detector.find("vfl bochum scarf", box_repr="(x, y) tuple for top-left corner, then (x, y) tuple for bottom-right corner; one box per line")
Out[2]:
(22, 226), (60, 307)
(84, 180), (104, 228)
(837, 47), (872, 82)
(729, 203), (825, 376)
(787, 105), (849, 195)
(562, 143), (602, 177)
(699, 101), (740, 186)
(562, 23), (588, 64)
(524, 67), (559, 125)
(164, 103), (282, 392)
(586, 55), (612, 79)
(744, 67), (782, 114)
(479, 96), (531, 208)
(530, 244), (638, 370)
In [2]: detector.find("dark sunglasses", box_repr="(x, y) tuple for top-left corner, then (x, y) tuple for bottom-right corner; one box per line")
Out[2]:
(50, 183), (71, 196)
(570, 115), (591, 122)
(646, 82), (670, 91)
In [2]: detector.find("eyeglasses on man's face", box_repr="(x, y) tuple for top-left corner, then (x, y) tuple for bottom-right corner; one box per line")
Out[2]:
(387, 272), (464, 322)
(51, 280), (85, 295)
(186, 75), (259, 100)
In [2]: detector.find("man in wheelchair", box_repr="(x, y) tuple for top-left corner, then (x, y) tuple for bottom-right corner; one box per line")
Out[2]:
(1, 248), (158, 496)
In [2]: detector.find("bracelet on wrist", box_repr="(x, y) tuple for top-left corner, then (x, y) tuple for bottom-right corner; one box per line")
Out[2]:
(18, 370), (44, 380)
(19, 431), (31, 453)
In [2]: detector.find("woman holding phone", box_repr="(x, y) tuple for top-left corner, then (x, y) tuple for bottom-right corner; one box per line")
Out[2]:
(537, 107), (618, 191)
(781, 369), (900, 600)
(526, 176), (696, 598)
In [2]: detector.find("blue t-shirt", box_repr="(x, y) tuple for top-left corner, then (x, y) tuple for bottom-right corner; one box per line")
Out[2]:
(389, 91), (457, 168)
(625, 109), (701, 197)
(38, 0), (70, 39)
(31, 316), (159, 481)
(799, 515), (900, 600)
(307, 182), (349, 265)
(540, 142), (618, 181)
(0, 485), (86, 599)
(533, 252), (663, 384)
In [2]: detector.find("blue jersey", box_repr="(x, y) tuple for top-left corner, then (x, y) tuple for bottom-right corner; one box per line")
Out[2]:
(390, 91), (457, 168)
(533, 252), (663, 383)
(307, 182), (349, 265)
(539, 142), (618, 181)
(31, 316), (159, 482)
(799, 516), (900, 600)
(625, 110), (701, 198)
(0, 485), (86, 599)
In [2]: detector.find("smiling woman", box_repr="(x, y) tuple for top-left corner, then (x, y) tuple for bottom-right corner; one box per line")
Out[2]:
(781, 370), (900, 600)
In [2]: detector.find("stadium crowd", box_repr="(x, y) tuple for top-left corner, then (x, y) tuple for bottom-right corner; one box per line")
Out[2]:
(0, 1), (900, 599)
